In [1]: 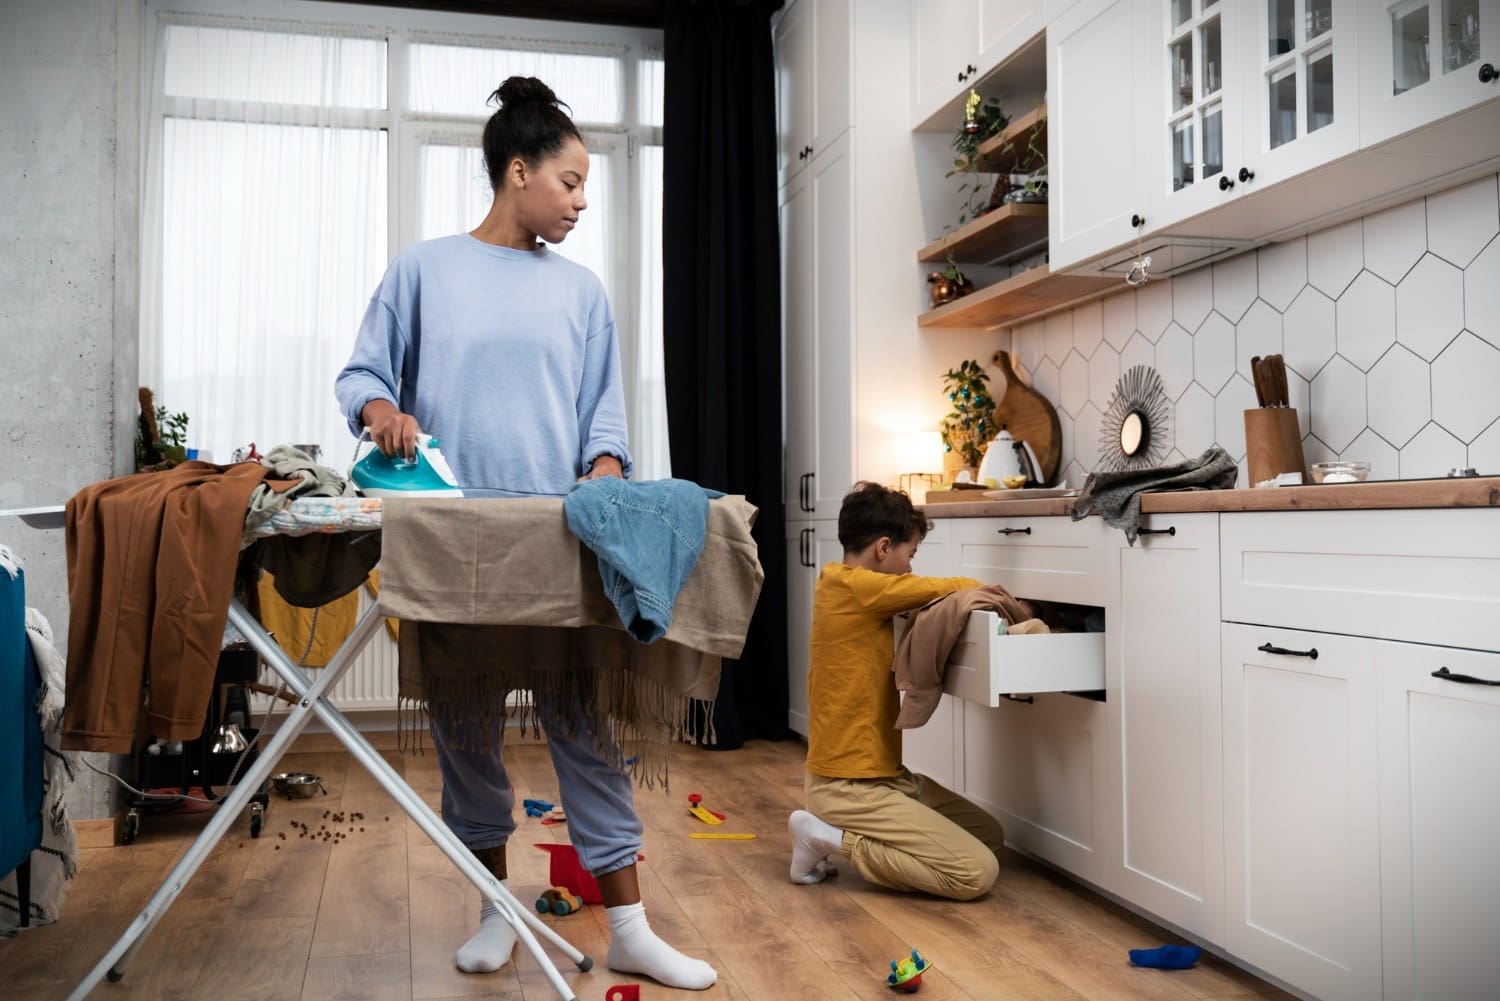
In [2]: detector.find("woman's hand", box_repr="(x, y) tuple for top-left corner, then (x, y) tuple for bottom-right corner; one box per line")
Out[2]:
(585, 455), (625, 480)
(361, 399), (420, 460)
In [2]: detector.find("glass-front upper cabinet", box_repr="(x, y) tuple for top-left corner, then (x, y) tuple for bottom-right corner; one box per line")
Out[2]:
(1359, 0), (1500, 146)
(1143, 0), (1247, 227)
(1241, 0), (1360, 189)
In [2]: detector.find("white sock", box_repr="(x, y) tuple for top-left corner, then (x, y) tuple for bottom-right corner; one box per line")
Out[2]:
(606, 901), (717, 990)
(789, 810), (843, 884)
(455, 887), (517, 974)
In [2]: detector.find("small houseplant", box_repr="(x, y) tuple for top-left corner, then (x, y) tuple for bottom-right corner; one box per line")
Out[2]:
(136, 386), (190, 471)
(940, 359), (998, 470)
(945, 89), (1008, 229)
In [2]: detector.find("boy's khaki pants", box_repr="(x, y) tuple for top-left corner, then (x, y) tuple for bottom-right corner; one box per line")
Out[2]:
(804, 768), (1004, 901)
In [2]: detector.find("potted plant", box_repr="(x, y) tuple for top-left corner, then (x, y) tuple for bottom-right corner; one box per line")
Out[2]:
(940, 359), (998, 474)
(944, 89), (1008, 229)
(926, 251), (975, 308)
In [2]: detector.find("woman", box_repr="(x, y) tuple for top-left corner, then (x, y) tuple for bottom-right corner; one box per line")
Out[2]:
(335, 76), (715, 991)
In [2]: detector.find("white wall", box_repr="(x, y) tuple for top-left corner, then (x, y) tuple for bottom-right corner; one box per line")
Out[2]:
(0, 0), (142, 820)
(1004, 173), (1500, 487)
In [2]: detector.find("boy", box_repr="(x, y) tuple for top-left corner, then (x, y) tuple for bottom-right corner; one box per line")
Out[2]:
(788, 481), (1006, 901)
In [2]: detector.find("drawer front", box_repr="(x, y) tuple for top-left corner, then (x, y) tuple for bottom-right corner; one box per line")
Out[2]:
(1221, 509), (1500, 652)
(945, 611), (1106, 705)
(952, 516), (1109, 605)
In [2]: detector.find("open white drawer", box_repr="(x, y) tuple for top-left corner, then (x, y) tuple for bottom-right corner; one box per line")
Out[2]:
(937, 611), (1105, 706)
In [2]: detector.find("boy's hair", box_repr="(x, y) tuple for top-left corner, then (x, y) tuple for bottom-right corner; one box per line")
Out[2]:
(837, 481), (929, 553)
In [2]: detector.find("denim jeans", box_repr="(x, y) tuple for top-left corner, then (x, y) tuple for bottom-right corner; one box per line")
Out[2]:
(428, 697), (643, 878)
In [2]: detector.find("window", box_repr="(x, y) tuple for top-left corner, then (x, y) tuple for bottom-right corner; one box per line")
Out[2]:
(142, 4), (667, 478)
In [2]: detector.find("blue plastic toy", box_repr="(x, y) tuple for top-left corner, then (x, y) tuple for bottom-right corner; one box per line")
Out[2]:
(1128, 944), (1202, 969)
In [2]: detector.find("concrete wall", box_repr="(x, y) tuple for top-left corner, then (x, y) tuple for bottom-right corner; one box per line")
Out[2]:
(0, 0), (141, 820)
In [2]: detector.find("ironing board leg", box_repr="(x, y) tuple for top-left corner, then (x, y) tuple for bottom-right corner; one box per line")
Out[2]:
(226, 602), (590, 1001)
(65, 604), (387, 1001)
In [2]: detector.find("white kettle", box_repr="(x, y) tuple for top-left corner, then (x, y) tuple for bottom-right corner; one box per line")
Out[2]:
(977, 428), (1043, 487)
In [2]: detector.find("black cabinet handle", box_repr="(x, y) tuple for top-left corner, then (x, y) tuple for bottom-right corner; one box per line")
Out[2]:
(1139, 526), (1177, 536)
(1238, 167), (1255, 182)
(957, 70), (966, 82)
(966, 64), (977, 75)
(1432, 666), (1500, 686)
(1258, 642), (1318, 660)
(1479, 63), (1496, 83)
(797, 473), (809, 512)
(804, 144), (813, 157)
(1219, 175), (1234, 191)
(1131, 213), (1146, 228)
(797, 148), (806, 161)
(996, 527), (1032, 536)
(806, 472), (815, 513)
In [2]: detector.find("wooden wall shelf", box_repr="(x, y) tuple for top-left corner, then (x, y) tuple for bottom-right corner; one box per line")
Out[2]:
(974, 104), (1047, 176)
(916, 202), (1048, 265)
(917, 264), (1119, 330)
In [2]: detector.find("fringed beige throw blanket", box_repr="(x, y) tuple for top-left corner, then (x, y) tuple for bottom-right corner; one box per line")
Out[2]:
(377, 495), (763, 786)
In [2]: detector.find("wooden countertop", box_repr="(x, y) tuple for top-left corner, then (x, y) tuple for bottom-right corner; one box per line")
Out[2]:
(920, 476), (1500, 518)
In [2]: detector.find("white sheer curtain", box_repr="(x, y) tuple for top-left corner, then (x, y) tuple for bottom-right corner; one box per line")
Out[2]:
(141, 18), (389, 464)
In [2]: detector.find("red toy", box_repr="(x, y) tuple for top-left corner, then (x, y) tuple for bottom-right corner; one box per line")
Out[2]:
(536, 843), (644, 905)
(606, 986), (640, 1001)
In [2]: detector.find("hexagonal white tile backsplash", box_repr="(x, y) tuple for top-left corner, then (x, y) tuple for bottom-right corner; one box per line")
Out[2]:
(1009, 173), (1500, 488)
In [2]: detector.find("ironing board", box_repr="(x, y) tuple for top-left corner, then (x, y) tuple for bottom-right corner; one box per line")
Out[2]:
(5, 500), (594, 1001)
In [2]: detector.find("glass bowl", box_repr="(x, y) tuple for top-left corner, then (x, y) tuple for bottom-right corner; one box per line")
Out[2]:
(1310, 461), (1371, 484)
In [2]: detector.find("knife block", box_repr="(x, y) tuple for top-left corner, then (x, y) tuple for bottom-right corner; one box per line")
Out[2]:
(1244, 408), (1306, 485)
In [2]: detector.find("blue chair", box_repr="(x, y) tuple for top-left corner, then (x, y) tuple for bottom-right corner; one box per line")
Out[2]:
(1, 562), (44, 928)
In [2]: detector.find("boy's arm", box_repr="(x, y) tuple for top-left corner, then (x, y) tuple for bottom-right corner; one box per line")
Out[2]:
(846, 569), (985, 619)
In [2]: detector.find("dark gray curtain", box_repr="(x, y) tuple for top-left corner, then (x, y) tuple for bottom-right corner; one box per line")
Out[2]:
(663, 0), (790, 746)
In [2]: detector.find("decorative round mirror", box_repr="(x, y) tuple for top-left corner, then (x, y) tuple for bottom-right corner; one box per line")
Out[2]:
(1098, 366), (1170, 472)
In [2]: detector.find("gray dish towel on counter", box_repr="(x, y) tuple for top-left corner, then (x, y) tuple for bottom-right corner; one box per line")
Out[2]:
(1071, 447), (1238, 544)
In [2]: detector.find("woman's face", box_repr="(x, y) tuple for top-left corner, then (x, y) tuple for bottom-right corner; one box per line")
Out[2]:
(513, 136), (589, 245)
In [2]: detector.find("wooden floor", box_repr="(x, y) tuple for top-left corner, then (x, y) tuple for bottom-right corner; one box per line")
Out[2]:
(0, 736), (1290, 1001)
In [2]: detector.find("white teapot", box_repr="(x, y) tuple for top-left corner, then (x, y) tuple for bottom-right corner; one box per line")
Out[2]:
(977, 428), (1042, 487)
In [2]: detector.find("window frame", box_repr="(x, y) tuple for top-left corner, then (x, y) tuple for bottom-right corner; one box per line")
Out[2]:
(141, 0), (664, 464)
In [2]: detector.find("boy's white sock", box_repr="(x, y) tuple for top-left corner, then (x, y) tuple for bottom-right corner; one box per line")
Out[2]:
(789, 810), (844, 884)
(606, 901), (717, 989)
(455, 890), (517, 973)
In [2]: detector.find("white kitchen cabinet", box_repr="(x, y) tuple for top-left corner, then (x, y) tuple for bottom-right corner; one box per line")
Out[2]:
(963, 691), (1110, 885)
(1378, 644), (1500, 1001)
(1359, 0), (1500, 147)
(949, 513), (1112, 605)
(1047, 0), (1152, 271)
(1221, 623), (1384, 1001)
(780, 130), (855, 518)
(1110, 512), (1224, 941)
(785, 519), (843, 737)
(1138, 0), (1362, 235)
(910, 0), (1046, 129)
(774, 0), (852, 189)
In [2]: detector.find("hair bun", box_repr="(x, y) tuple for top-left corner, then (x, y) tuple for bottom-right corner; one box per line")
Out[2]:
(492, 75), (558, 109)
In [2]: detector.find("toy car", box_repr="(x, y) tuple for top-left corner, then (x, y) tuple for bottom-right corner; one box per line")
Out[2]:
(887, 949), (932, 992)
(534, 885), (582, 916)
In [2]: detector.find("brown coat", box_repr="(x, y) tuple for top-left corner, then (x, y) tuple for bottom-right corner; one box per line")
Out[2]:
(63, 462), (287, 751)
(892, 584), (1033, 729)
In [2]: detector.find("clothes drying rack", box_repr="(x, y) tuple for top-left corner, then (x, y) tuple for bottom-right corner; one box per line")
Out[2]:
(5, 504), (592, 1001)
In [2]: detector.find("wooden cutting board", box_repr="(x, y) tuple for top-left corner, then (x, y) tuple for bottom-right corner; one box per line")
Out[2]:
(991, 349), (1062, 485)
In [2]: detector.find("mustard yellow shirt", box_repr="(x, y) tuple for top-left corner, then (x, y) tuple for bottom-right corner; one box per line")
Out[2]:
(805, 563), (982, 779)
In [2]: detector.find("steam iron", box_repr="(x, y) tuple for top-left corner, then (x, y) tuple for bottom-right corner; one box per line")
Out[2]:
(350, 432), (464, 498)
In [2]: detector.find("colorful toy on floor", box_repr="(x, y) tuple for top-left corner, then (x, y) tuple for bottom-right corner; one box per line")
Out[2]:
(887, 949), (932, 992)
(534, 885), (582, 916)
(1128, 944), (1201, 969)
(605, 986), (640, 1001)
(686, 792), (725, 825)
(540, 806), (567, 826)
(536, 843), (645, 904)
(524, 797), (555, 817)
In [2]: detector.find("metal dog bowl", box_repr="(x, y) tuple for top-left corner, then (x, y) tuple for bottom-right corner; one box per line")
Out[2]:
(271, 772), (326, 799)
